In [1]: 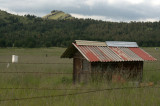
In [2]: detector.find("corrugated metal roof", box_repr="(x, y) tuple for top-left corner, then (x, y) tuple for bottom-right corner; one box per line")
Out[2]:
(61, 40), (156, 62)
(74, 44), (122, 62)
(75, 40), (106, 46)
(109, 47), (144, 61)
(73, 44), (145, 62)
(109, 47), (132, 61)
(119, 47), (143, 61)
(106, 41), (138, 47)
(129, 48), (156, 61)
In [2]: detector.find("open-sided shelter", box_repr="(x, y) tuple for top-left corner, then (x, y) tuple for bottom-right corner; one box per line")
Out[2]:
(61, 40), (156, 83)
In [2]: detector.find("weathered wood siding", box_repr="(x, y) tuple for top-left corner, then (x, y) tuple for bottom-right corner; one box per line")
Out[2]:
(73, 52), (91, 83)
(73, 51), (143, 83)
(91, 61), (143, 82)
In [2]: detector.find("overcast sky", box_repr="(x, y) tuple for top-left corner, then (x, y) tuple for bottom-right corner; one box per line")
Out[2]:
(1, 0), (160, 22)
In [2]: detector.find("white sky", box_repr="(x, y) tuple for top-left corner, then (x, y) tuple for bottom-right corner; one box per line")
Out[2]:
(0, 0), (160, 22)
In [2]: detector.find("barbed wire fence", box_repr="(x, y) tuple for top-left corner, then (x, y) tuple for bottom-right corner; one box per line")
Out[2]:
(0, 61), (159, 102)
(0, 86), (160, 102)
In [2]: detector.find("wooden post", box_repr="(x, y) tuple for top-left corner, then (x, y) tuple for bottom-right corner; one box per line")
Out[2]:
(73, 58), (76, 84)
(140, 62), (143, 83)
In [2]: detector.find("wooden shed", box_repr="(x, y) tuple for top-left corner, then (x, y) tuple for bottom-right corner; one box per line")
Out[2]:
(61, 40), (156, 83)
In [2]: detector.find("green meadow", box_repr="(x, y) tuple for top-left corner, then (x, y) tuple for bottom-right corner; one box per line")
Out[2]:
(0, 47), (159, 106)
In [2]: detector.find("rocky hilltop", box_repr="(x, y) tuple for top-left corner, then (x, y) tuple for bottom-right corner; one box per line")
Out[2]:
(43, 10), (74, 20)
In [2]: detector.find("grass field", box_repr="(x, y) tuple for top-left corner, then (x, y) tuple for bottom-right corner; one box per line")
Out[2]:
(0, 47), (159, 106)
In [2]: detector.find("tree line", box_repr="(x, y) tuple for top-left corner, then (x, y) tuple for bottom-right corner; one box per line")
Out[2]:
(0, 10), (160, 48)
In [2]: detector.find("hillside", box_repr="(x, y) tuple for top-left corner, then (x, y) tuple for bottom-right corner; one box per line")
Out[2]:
(0, 10), (23, 23)
(0, 10), (160, 48)
(0, 10), (41, 24)
(0, 10), (12, 18)
(43, 10), (74, 20)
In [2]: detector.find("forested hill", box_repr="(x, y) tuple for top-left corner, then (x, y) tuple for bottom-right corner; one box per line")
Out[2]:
(0, 10), (160, 48)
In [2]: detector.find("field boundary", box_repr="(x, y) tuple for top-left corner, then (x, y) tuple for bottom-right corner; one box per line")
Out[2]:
(0, 61), (157, 65)
(0, 62), (72, 64)
(0, 86), (159, 102)
(0, 70), (159, 75)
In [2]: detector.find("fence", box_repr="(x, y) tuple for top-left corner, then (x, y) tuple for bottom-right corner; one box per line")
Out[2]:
(0, 86), (160, 102)
(0, 61), (159, 102)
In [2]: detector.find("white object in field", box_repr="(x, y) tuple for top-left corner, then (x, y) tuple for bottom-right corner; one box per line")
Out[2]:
(7, 63), (10, 68)
(12, 55), (18, 63)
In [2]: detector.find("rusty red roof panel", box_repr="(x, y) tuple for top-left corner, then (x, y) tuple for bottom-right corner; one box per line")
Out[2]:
(74, 44), (124, 62)
(74, 44), (125, 62)
(119, 47), (143, 61)
(129, 48), (156, 61)
(109, 47), (132, 61)
(79, 46), (99, 62)
(98, 46), (123, 61)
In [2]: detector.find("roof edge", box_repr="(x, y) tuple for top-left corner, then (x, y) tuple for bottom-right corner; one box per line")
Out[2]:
(72, 43), (90, 62)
